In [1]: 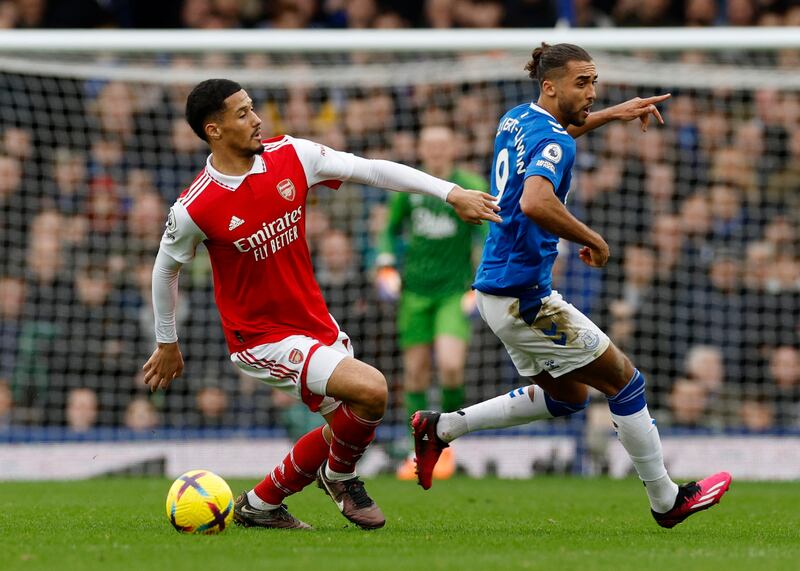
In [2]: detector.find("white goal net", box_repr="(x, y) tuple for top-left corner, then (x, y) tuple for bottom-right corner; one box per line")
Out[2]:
(0, 29), (798, 479)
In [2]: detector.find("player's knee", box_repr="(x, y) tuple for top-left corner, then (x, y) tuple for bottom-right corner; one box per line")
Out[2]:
(544, 393), (590, 417)
(603, 348), (636, 394)
(438, 362), (464, 385)
(403, 367), (431, 392)
(404, 349), (431, 389)
(358, 369), (388, 417)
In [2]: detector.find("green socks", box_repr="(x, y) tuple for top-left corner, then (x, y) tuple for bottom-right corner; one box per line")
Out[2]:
(405, 391), (428, 423)
(441, 386), (465, 413)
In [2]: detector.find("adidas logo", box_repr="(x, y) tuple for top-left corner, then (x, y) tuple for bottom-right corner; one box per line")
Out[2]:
(228, 216), (245, 231)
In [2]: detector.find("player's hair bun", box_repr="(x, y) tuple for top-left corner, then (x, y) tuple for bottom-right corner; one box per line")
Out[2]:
(524, 43), (592, 85)
(525, 42), (550, 81)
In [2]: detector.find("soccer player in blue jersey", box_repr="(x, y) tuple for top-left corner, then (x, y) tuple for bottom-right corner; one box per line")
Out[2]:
(412, 43), (731, 528)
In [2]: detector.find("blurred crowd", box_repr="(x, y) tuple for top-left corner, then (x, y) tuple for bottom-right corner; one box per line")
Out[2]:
(0, 48), (799, 437)
(573, 90), (800, 430)
(1, 0), (800, 30)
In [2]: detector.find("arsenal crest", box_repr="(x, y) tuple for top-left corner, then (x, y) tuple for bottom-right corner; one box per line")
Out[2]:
(288, 348), (304, 364)
(277, 178), (296, 201)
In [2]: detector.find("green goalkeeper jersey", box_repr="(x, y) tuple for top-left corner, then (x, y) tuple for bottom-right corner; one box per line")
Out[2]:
(378, 168), (489, 296)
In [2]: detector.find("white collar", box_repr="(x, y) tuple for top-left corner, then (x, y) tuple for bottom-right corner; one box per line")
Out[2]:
(529, 102), (557, 121)
(204, 154), (267, 190)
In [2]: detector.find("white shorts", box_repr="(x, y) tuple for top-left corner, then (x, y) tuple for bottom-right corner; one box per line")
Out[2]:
(230, 329), (354, 415)
(475, 290), (610, 378)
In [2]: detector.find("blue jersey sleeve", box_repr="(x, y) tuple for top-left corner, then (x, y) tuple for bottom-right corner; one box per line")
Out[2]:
(524, 138), (573, 191)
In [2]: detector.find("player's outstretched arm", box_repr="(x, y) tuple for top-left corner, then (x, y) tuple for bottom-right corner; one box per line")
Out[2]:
(295, 138), (502, 225)
(567, 93), (671, 138)
(142, 249), (185, 392)
(350, 158), (501, 224)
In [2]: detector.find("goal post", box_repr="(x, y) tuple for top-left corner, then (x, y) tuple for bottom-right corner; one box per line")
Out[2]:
(0, 27), (799, 52)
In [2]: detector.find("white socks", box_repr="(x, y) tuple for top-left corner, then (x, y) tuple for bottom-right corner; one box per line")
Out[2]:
(433, 377), (679, 513)
(610, 406), (679, 513)
(325, 464), (356, 482)
(436, 385), (553, 443)
(248, 490), (279, 511)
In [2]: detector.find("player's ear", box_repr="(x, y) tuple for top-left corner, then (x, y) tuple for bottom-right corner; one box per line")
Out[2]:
(205, 120), (221, 142)
(541, 78), (557, 98)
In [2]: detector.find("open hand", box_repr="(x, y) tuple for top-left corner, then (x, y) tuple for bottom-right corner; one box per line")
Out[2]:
(142, 342), (184, 392)
(375, 266), (401, 302)
(447, 186), (502, 225)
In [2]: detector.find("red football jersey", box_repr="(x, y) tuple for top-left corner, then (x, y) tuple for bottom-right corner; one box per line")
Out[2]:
(160, 136), (345, 352)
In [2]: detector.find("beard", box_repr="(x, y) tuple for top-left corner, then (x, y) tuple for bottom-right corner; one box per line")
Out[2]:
(570, 113), (587, 127)
(558, 100), (588, 127)
(241, 141), (264, 156)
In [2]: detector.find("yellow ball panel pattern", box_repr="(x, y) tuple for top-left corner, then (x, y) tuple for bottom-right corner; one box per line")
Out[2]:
(165, 470), (234, 534)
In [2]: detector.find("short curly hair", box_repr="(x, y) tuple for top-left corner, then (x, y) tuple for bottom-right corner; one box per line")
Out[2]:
(185, 79), (243, 141)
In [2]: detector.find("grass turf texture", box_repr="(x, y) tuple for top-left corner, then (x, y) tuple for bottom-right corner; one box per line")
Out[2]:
(1, 477), (797, 571)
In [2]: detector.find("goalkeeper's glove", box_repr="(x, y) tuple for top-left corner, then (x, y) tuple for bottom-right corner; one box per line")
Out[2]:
(375, 266), (401, 302)
(461, 289), (479, 317)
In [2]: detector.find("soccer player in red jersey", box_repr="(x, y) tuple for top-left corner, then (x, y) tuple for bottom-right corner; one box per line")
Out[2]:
(142, 79), (501, 530)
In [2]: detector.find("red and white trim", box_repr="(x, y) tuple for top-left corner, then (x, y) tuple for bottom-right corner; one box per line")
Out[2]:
(180, 172), (212, 207)
(300, 342), (325, 412)
(236, 349), (300, 383)
(289, 450), (315, 479)
(262, 136), (291, 153)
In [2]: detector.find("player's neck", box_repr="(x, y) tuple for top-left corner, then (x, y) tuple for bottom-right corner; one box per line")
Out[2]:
(208, 148), (255, 176)
(535, 97), (569, 129)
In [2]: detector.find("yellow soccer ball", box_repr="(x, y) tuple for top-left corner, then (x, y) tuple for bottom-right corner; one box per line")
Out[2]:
(165, 469), (234, 534)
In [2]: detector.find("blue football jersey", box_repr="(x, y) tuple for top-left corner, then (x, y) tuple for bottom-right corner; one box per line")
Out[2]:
(473, 102), (576, 301)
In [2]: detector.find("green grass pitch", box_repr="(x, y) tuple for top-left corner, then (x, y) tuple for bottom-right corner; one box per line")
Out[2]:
(1, 476), (797, 571)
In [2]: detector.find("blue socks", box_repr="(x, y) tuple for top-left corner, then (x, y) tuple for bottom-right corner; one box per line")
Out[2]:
(607, 368), (646, 416)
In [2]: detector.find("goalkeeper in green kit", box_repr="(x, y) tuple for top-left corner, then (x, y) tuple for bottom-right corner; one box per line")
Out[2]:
(375, 125), (489, 481)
